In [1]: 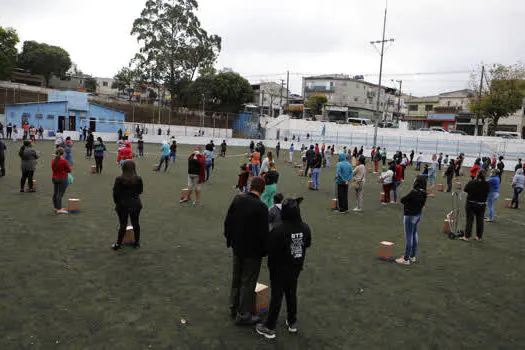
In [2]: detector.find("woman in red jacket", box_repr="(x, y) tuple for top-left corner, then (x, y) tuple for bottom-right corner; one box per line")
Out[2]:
(470, 158), (481, 180)
(51, 147), (72, 214)
(117, 141), (133, 166)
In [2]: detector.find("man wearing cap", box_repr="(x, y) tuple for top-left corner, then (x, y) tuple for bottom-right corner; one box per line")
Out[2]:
(224, 176), (268, 325)
(181, 148), (203, 205)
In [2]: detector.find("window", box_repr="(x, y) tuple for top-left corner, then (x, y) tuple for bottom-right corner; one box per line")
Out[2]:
(47, 115), (54, 119)
(354, 97), (359, 102)
(408, 105), (418, 111)
(36, 113), (43, 119)
(447, 101), (451, 106)
(103, 82), (108, 87)
(425, 105), (433, 111)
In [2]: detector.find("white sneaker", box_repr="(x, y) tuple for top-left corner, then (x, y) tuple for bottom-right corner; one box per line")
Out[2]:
(409, 257), (417, 263)
(395, 257), (410, 265)
(192, 200), (200, 206)
(286, 320), (298, 333)
(352, 208), (362, 212)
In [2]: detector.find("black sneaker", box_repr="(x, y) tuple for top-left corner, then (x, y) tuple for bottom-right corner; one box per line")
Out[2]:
(20, 189), (25, 193)
(133, 242), (140, 249)
(235, 313), (260, 326)
(286, 320), (298, 333)
(228, 306), (237, 319)
(111, 243), (121, 250)
(256, 323), (276, 339)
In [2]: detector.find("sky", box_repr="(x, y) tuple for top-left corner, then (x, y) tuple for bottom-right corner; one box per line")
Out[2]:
(1, 0), (525, 97)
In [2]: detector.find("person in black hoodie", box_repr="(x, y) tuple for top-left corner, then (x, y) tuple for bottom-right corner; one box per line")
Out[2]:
(256, 197), (312, 339)
(460, 169), (490, 242)
(304, 145), (315, 177)
(85, 131), (94, 159)
(224, 177), (269, 325)
(112, 160), (143, 250)
(396, 176), (427, 265)
(445, 159), (455, 192)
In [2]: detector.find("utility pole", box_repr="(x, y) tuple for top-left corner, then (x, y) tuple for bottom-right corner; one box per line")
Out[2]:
(396, 80), (402, 121)
(371, 2), (395, 148)
(475, 65), (485, 136)
(280, 80), (285, 112)
(286, 70), (290, 115)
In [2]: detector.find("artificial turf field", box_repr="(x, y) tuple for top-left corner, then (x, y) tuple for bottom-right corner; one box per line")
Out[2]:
(0, 140), (524, 350)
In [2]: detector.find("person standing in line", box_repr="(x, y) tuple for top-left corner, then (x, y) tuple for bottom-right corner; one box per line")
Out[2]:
(511, 168), (525, 209)
(224, 177), (268, 325)
(22, 122), (28, 140)
(85, 131), (94, 159)
(137, 137), (144, 157)
(117, 141), (133, 166)
(250, 148), (261, 177)
(169, 140), (177, 164)
(325, 146), (332, 167)
(180, 149), (203, 205)
(19, 140), (39, 193)
(268, 193), (284, 230)
(310, 149), (322, 190)
(82, 126), (87, 141)
(395, 175), (427, 265)
(236, 164), (250, 193)
(409, 150), (415, 167)
(256, 197), (311, 339)
(491, 154), (497, 169)
(515, 158), (523, 172)
(221, 140), (227, 157)
(79, 126), (84, 141)
(460, 169), (490, 242)
(496, 156), (505, 180)
(437, 153), (443, 170)
(93, 137), (107, 174)
(249, 140), (255, 153)
(157, 141), (170, 172)
(211, 140), (216, 170)
(427, 154), (438, 197)
(445, 159), (455, 192)
(275, 142), (280, 159)
(6, 123), (12, 139)
(335, 153), (353, 213)
(260, 152), (274, 175)
(416, 152), (423, 171)
(443, 154), (449, 168)
(37, 126), (44, 141)
(486, 170), (501, 223)
(64, 136), (74, 166)
(125, 129), (130, 140)
(380, 165), (394, 204)
(118, 128), (123, 140)
(203, 143), (213, 181)
(55, 130), (64, 149)
(381, 148), (387, 167)
(391, 161), (403, 203)
(12, 125), (18, 142)
(352, 156), (366, 211)
(29, 125), (36, 142)
(0, 122), (4, 139)
(0, 139), (6, 177)
(374, 147), (382, 173)
(111, 160), (143, 250)
(470, 158), (481, 180)
(261, 162), (279, 207)
(304, 145), (315, 177)
(288, 143), (294, 164)
(51, 147), (72, 214)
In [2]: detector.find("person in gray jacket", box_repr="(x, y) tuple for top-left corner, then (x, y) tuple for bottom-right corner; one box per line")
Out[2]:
(268, 193), (284, 229)
(19, 140), (39, 192)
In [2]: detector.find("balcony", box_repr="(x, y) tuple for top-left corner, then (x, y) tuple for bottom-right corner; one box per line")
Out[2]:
(305, 86), (335, 93)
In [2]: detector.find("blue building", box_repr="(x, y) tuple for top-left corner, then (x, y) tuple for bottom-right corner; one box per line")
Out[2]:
(5, 91), (125, 133)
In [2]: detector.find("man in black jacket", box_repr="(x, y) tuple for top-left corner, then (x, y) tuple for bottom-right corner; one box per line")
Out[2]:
(304, 145), (315, 177)
(256, 197), (311, 339)
(224, 177), (268, 325)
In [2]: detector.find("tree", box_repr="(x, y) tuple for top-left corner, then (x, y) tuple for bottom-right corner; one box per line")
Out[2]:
(131, 0), (221, 107)
(18, 41), (72, 86)
(470, 63), (525, 136)
(306, 94), (328, 115)
(112, 67), (137, 98)
(0, 26), (19, 80)
(84, 77), (97, 93)
(261, 83), (284, 117)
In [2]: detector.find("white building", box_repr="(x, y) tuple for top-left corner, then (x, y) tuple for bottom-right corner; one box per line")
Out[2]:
(95, 77), (118, 96)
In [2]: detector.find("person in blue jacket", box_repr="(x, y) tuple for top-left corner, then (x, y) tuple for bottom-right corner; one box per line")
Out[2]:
(335, 153), (353, 213)
(156, 141), (170, 172)
(486, 170), (500, 223)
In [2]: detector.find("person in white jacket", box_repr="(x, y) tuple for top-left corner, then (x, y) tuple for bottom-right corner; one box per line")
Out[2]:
(511, 168), (525, 209)
(380, 165), (394, 204)
(260, 152), (273, 174)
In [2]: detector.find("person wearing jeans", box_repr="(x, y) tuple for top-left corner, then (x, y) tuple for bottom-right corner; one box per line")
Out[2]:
(251, 150), (261, 177)
(157, 141), (170, 172)
(396, 176), (427, 265)
(461, 169), (490, 241)
(486, 171), (501, 222)
(51, 147), (72, 214)
(310, 151), (322, 190)
(204, 143), (213, 181)
(511, 169), (525, 209)
(335, 153), (353, 213)
(93, 137), (106, 174)
(19, 140), (39, 192)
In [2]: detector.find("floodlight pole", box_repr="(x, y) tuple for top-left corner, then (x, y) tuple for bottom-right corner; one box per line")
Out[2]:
(371, 3), (394, 148)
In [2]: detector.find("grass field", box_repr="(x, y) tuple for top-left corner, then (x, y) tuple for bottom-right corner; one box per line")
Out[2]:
(0, 140), (524, 350)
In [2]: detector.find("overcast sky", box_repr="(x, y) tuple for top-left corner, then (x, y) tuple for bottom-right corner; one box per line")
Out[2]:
(1, 0), (524, 96)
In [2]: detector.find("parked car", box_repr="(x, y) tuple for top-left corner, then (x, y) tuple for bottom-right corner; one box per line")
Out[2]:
(449, 130), (467, 135)
(418, 128), (431, 132)
(429, 127), (449, 133)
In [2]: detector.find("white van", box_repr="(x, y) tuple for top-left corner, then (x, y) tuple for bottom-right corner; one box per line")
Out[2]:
(347, 118), (373, 126)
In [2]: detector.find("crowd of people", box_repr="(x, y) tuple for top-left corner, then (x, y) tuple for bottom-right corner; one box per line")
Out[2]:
(2, 130), (525, 340)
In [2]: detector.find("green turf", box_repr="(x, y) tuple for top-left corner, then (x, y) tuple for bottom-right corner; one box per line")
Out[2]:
(0, 140), (524, 349)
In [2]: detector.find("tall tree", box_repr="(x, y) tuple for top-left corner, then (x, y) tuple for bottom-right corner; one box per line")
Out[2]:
(470, 63), (525, 136)
(306, 94), (328, 115)
(131, 0), (221, 107)
(112, 66), (137, 98)
(84, 77), (97, 93)
(0, 26), (19, 80)
(261, 83), (285, 117)
(18, 41), (72, 86)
